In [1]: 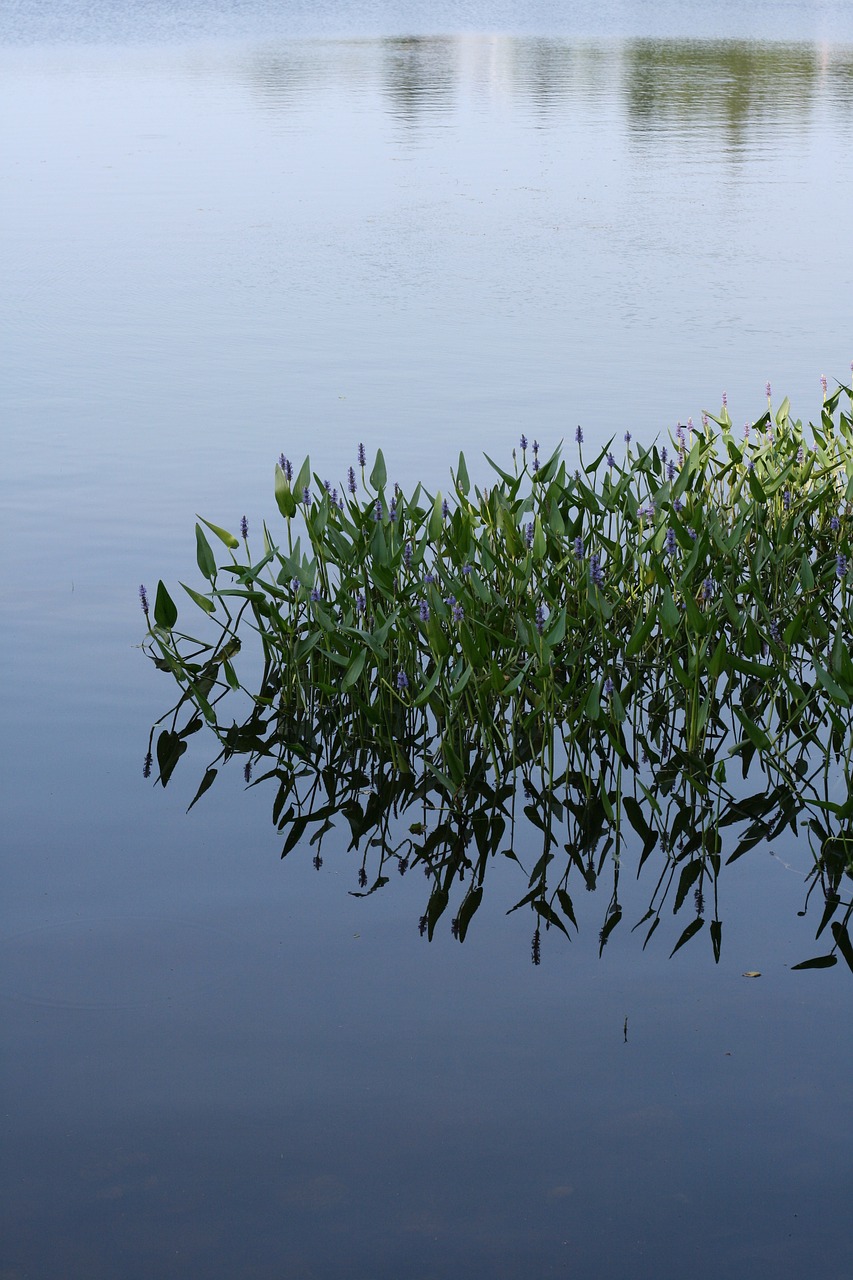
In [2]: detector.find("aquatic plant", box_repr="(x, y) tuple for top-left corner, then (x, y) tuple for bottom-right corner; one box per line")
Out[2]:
(142, 378), (853, 968)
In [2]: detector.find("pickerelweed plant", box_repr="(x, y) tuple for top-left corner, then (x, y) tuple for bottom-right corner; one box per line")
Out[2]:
(142, 378), (853, 969)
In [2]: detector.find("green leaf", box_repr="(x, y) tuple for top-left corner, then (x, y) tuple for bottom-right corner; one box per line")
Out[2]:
(197, 516), (239, 550)
(293, 456), (312, 498)
(195, 524), (217, 580)
(274, 465), (296, 518)
(659, 586), (680, 633)
(154, 580), (178, 629)
(369, 449), (387, 491)
(180, 582), (215, 614)
(414, 662), (443, 708)
(532, 515), (547, 560)
(734, 707), (770, 750)
(341, 647), (368, 691)
(625, 611), (655, 659)
(814, 662), (850, 707)
(455, 451), (470, 496)
(429, 491), (445, 540)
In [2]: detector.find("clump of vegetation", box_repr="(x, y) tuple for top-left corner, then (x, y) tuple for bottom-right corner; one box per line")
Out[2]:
(142, 377), (853, 968)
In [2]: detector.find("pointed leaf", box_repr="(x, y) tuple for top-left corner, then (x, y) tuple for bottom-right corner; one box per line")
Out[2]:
(369, 449), (387, 491)
(154, 580), (178, 629)
(195, 524), (217, 579)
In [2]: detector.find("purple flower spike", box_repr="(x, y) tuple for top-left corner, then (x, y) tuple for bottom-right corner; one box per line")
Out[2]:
(389, 498), (397, 522)
(830, 516), (840, 532)
(837, 554), (848, 579)
(661, 447), (668, 466)
(302, 486), (311, 505)
(573, 536), (584, 560)
(667, 460), (676, 482)
(575, 425), (583, 445)
(783, 490), (791, 511)
(702, 576), (716, 600)
(142, 751), (153, 779)
(665, 527), (677, 557)
(356, 592), (366, 615)
(452, 602), (465, 622)
(139, 584), (150, 616)
(797, 445), (804, 465)
(606, 452), (616, 469)
(424, 572), (436, 586)
(535, 602), (546, 635)
(604, 677), (614, 697)
(770, 619), (781, 643)
(766, 382), (772, 398)
(444, 594), (456, 607)
(240, 515), (248, 539)
(291, 577), (300, 592)
(374, 499), (383, 522)
(442, 498), (450, 520)
(462, 563), (472, 576)
(722, 392), (727, 408)
(404, 541), (413, 569)
(743, 423), (750, 441)
(279, 455), (293, 482)
(525, 522), (534, 548)
(532, 440), (539, 457)
(396, 670), (409, 691)
(520, 434), (528, 452)
(821, 374), (828, 397)
(589, 553), (604, 586)
(419, 599), (430, 622)
(624, 431), (632, 445)
(347, 466), (357, 495)
(357, 443), (366, 468)
(310, 587), (321, 603)
(673, 498), (683, 513)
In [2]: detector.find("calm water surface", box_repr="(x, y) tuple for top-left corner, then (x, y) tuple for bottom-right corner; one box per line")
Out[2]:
(1, 2), (851, 1276)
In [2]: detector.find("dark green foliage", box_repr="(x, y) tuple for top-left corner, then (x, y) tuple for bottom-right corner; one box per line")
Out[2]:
(142, 381), (853, 967)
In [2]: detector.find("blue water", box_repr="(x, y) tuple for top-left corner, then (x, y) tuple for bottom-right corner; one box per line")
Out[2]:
(1, 3), (851, 1276)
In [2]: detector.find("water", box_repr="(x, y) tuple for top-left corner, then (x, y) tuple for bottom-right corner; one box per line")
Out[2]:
(1, 3), (851, 1276)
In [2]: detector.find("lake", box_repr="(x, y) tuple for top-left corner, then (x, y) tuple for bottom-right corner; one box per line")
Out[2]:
(1, 3), (851, 1277)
